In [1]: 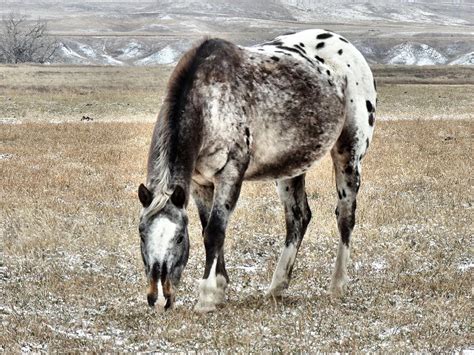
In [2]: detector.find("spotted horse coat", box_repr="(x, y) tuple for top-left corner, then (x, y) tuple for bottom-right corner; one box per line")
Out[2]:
(137, 29), (377, 312)
(249, 29), (377, 297)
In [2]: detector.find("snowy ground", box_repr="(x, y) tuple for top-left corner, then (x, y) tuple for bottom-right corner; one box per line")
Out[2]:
(1, 119), (472, 352)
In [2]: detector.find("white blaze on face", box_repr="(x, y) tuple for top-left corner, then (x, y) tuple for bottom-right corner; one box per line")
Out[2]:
(147, 216), (177, 307)
(147, 216), (177, 267)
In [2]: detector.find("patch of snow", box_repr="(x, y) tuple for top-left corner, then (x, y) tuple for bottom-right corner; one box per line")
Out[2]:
(285, 2), (468, 25)
(458, 261), (474, 272)
(0, 118), (20, 125)
(371, 259), (387, 272)
(77, 43), (97, 59)
(0, 153), (13, 161)
(379, 325), (411, 340)
(100, 54), (123, 66)
(60, 43), (86, 60)
(449, 52), (474, 66)
(228, 265), (258, 273)
(161, 15), (172, 20)
(118, 41), (144, 60)
(386, 42), (448, 65)
(135, 45), (180, 65)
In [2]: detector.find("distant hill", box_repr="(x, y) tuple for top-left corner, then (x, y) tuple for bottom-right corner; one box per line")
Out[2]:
(2, 0), (472, 66)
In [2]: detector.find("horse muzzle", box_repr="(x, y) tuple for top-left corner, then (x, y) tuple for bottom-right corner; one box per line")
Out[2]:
(147, 277), (175, 310)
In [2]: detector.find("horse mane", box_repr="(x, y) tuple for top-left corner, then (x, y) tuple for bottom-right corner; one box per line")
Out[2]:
(143, 38), (215, 217)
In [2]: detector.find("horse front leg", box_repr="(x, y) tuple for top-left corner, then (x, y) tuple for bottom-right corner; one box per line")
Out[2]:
(266, 174), (312, 297)
(195, 159), (247, 313)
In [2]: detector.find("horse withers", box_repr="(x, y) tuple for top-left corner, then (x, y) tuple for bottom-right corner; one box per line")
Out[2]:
(137, 29), (377, 312)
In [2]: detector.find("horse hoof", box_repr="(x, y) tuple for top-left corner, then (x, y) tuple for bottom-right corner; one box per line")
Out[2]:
(265, 280), (289, 298)
(328, 276), (348, 298)
(194, 302), (217, 313)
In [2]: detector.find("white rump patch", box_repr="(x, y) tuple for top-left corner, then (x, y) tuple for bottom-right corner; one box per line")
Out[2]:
(147, 216), (177, 265)
(195, 258), (227, 313)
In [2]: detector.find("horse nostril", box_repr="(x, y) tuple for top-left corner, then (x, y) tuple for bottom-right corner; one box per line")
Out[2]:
(147, 293), (157, 307)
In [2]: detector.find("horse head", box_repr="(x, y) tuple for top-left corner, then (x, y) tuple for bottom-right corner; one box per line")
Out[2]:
(137, 183), (189, 310)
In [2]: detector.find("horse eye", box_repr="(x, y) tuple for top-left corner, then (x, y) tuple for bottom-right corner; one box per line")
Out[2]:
(176, 234), (184, 244)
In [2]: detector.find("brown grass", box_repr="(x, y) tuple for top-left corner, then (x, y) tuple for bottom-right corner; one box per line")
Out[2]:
(1, 65), (472, 123)
(1, 116), (472, 351)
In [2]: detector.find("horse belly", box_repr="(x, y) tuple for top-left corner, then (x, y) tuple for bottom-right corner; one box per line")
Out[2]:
(245, 118), (343, 180)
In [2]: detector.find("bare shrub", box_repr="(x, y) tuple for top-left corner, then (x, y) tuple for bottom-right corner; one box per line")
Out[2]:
(0, 12), (59, 64)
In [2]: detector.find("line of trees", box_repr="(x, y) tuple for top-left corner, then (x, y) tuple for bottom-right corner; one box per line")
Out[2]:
(0, 13), (59, 64)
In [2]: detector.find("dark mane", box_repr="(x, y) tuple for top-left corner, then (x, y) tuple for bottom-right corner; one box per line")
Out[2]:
(145, 39), (234, 215)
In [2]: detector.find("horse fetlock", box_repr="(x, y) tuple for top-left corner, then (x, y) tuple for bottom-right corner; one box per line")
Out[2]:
(266, 273), (290, 298)
(195, 274), (227, 313)
(329, 272), (349, 298)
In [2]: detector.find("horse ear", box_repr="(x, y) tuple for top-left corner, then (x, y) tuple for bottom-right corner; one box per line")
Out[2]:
(138, 184), (153, 208)
(170, 185), (186, 209)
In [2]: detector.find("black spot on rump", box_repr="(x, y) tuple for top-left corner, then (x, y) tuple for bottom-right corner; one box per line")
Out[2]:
(328, 80), (333, 86)
(369, 113), (375, 126)
(314, 55), (325, 63)
(366, 100), (374, 113)
(270, 56), (280, 62)
(276, 45), (313, 65)
(373, 79), (377, 91)
(366, 138), (370, 149)
(299, 42), (305, 47)
(326, 69), (331, 76)
(317, 33), (333, 39)
(316, 42), (325, 49)
(294, 43), (307, 54)
(338, 49), (343, 55)
(347, 63), (351, 67)
(339, 37), (349, 43)
(263, 40), (283, 46)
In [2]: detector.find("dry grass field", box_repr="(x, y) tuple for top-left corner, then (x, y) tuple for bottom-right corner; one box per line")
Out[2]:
(1, 65), (473, 123)
(1, 65), (473, 352)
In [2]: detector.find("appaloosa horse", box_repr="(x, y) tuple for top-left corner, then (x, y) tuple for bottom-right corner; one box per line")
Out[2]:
(137, 29), (376, 312)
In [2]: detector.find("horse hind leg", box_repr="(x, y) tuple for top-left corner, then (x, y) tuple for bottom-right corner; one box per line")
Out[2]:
(266, 174), (312, 297)
(329, 123), (370, 297)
